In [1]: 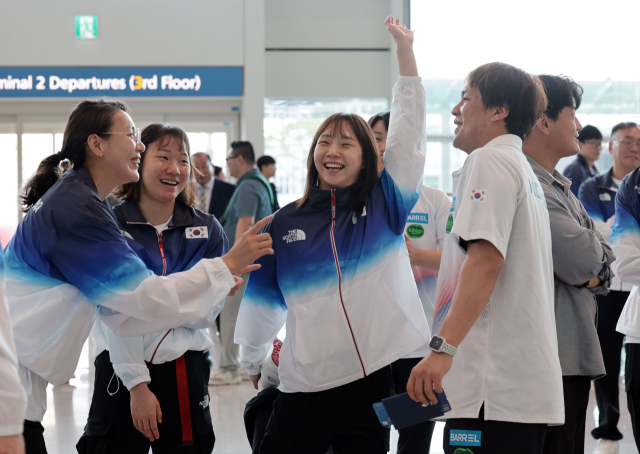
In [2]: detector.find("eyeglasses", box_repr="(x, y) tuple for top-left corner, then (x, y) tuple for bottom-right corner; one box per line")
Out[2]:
(615, 138), (640, 148)
(584, 140), (602, 147)
(103, 128), (142, 145)
(226, 155), (239, 162)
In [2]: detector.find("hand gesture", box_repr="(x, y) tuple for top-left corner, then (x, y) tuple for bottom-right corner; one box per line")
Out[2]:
(385, 15), (414, 46)
(384, 16), (418, 77)
(407, 352), (453, 406)
(130, 383), (162, 442)
(222, 215), (274, 274)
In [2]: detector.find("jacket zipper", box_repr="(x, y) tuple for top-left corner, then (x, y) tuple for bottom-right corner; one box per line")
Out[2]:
(126, 221), (174, 361)
(330, 190), (366, 376)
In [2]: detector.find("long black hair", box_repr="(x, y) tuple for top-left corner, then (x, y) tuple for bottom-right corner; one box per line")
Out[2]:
(21, 99), (128, 211)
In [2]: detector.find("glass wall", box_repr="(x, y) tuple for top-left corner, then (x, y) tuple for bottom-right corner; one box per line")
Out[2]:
(0, 134), (18, 247)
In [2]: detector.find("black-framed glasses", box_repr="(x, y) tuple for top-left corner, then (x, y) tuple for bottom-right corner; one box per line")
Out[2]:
(103, 128), (142, 145)
(226, 155), (239, 162)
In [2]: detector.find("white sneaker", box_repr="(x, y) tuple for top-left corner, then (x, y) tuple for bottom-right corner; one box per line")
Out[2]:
(208, 369), (241, 386)
(593, 439), (620, 454)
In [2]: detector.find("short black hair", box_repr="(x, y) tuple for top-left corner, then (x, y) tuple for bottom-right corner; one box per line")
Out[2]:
(578, 125), (603, 143)
(538, 75), (583, 121)
(368, 111), (390, 132)
(612, 122), (640, 139)
(257, 155), (276, 170)
(213, 165), (222, 176)
(230, 141), (255, 165)
(192, 151), (211, 162)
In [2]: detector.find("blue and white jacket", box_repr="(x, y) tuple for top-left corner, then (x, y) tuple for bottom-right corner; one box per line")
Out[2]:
(93, 200), (228, 390)
(579, 168), (630, 291)
(235, 76), (430, 393)
(4, 167), (235, 385)
(612, 169), (640, 339)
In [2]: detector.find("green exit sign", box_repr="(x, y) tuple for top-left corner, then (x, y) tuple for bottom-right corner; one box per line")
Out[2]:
(75, 15), (98, 39)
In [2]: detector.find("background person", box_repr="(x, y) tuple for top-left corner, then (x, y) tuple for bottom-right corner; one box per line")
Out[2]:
(369, 110), (451, 454)
(563, 124), (602, 196)
(209, 141), (274, 386)
(3, 100), (272, 453)
(409, 63), (563, 454)
(523, 75), (613, 454)
(610, 166), (640, 452)
(77, 124), (226, 454)
(257, 155), (280, 211)
(192, 152), (236, 221)
(235, 17), (429, 453)
(579, 121), (640, 454)
(214, 165), (226, 181)
(0, 243), (26, 454)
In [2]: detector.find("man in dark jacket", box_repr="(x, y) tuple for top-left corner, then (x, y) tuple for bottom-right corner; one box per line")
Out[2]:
(192, 152), (236, 221)
(562, 124), (602, 196)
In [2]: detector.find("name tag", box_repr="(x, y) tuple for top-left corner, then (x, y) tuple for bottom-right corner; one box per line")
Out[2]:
(186, 226), (208, 239)
(407, 213), (429, 224)
(450, 430), (481, 446)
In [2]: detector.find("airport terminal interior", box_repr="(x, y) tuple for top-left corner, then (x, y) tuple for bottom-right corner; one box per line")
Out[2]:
(2, 0), (640, 453)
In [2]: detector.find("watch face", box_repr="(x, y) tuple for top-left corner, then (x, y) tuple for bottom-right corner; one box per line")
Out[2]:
(429, 336), (444, 350)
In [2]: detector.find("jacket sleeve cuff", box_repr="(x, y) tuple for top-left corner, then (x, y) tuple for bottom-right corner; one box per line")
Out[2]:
(396, 75), (422, 84)
(212, 257), (236, 289)
(125, 374), (152, 391)
(0, 423), (24, 437)
(245, 365), (262, 376)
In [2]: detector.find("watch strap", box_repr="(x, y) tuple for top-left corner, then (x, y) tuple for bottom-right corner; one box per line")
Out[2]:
(442, 342), (457, 357)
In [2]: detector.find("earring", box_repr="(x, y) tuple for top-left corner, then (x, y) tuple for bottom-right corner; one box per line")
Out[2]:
(99, 154), (104, 158)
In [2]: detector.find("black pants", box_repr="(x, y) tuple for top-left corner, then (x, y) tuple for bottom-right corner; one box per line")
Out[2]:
(77, 350), (214, 454)
(259, 366), (393, 454)
(542, 375), (591, 454)
(625, 343), (640, 450)
(24, 420), (47, 454)
(443, 405), (547, 454)
(391, 358), (435, 453)
(592, 290), (627, 441)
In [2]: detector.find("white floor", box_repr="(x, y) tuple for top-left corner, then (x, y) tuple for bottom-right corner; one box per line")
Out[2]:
(41, 341), (639, 453)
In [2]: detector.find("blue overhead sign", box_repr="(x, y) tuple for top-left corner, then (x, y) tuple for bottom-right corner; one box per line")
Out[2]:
(0, 67), (243, 98)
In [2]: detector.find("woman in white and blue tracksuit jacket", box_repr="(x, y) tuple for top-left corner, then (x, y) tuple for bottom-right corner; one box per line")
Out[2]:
(234, 17), (430, 453)
(3, 100), (268, 453)
(77, 124), (226, 454)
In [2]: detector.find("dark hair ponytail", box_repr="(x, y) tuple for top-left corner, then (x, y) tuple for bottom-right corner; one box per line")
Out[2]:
(21, 99), (128, 211)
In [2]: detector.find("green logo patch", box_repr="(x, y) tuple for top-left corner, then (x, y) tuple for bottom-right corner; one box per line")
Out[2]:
(406, 224), (424, 238)
(446, 214), (453, 234)
(454, 449), (474, 454)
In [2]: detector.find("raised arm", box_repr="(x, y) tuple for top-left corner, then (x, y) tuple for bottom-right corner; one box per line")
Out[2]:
(378, 16), (426, 233)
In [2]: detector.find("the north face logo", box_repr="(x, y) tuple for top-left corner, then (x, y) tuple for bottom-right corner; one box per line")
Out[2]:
(283, 229), (306, 243)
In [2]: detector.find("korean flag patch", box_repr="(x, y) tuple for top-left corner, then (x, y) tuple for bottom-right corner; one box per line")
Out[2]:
(470, 189), (487, 202)
(186, 226), (208, 239)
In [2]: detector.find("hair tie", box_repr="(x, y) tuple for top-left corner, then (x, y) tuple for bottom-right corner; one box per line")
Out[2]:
(57, 158), (72, 177)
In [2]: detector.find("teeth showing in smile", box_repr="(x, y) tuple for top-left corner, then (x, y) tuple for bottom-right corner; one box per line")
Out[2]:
(325, 163), (344, 169)
(160, 180), (178, 186)
(132, 158), (140, 164)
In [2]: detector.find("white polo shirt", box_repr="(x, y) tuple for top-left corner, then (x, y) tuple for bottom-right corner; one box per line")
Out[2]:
(433, 134), (564, 424)
(404, 186), (451, 358)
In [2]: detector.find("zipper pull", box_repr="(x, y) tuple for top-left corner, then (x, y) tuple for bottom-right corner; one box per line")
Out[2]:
(331, 189), (336, 221)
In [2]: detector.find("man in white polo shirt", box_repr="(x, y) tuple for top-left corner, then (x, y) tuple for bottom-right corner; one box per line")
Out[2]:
(408, 62), (564, 454)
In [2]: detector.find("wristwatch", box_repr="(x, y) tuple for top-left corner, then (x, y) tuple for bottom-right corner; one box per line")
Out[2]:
(429, 335), (457, 357)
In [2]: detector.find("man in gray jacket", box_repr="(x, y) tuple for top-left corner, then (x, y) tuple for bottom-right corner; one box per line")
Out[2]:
(523, 74), (615, 454)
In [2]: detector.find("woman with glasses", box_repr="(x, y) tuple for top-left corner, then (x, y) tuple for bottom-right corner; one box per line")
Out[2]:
(4, 100), (273, 454)
(78, 123), (225, 454)
(234, 17), (430, 453)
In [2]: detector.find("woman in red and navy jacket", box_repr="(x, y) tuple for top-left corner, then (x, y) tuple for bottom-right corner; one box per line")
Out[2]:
(78, 124), (228, 454)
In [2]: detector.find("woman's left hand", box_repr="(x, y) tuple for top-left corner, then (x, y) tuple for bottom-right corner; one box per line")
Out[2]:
(385, 15), (414, 47)
(228, 275), (244, 297)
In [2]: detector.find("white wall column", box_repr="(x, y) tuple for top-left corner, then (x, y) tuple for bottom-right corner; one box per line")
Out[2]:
(242, 0), (266, 157)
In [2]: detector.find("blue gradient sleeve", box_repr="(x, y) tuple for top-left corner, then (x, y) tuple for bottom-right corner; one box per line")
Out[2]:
(578, 179), (605, 223)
